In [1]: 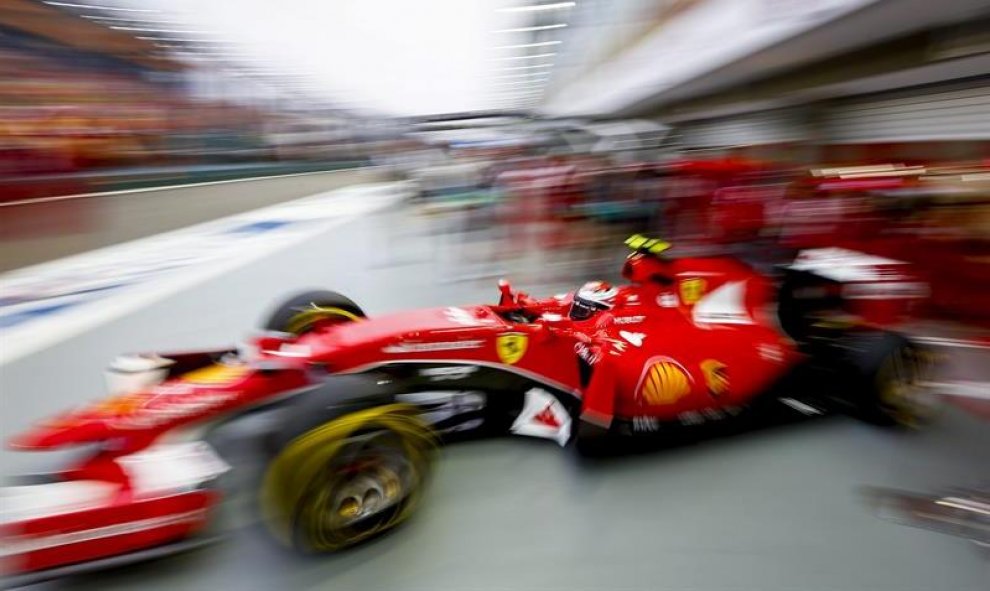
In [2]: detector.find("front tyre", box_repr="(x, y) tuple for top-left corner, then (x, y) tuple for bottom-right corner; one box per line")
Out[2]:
(261, 405), (436, 552)
(264, 290), (365, 335)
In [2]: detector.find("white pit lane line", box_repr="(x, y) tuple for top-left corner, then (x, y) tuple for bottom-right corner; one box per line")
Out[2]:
(0, 181), (414, 365)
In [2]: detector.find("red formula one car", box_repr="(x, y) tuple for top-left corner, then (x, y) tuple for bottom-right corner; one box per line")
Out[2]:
(1, 236), (938, 584)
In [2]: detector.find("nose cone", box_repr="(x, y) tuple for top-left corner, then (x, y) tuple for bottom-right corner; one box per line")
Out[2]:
(8, 417), (111, 450)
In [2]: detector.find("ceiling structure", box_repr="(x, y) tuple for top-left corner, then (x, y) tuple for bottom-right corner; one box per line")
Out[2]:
(37, 0), (589, 116)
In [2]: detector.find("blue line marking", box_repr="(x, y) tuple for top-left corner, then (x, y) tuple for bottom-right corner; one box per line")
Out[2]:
(0, 302), (80, 329)
(225, 220), (292, 234)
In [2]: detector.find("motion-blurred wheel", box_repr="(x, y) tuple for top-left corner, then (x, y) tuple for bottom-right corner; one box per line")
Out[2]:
(261, 405), (436, 551)
(856, 334), (941, 427)
(264, 290), (365, 335)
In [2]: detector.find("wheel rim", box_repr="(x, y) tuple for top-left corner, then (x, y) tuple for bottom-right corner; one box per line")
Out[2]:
(296, 430), (425, 550)
(878, 347), (939, 427)
(262, 405), (435, 552)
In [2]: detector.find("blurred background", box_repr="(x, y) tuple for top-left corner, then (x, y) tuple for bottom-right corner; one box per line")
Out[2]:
(1, 1), (989, 590)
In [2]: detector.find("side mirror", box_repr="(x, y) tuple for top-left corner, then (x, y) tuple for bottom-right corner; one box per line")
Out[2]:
(497, 278), (515, 306)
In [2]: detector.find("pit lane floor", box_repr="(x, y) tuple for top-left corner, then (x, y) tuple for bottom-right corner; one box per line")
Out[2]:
(2, 198), (988, 591)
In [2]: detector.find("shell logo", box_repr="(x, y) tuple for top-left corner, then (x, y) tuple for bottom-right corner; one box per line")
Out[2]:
(638, 359), (692, 405)
(700, 359), (729, 397)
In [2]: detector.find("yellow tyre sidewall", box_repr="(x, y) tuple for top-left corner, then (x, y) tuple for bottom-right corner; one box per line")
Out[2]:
(285, 306), (362, 335)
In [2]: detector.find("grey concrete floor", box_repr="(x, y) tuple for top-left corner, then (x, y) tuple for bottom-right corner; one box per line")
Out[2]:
(2, 191), (988, 590)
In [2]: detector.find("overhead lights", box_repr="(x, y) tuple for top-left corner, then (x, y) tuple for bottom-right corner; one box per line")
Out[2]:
(43, 1), (158, 12)
(84, 15), (183, 24)
(137, 36), (227, 42)
(499, 2), (576, 12)
(495, 53), (557, 61)
(495, 23), (567, 33)
(493, 79), (546, 86)
(498, 63), (554, 71)
(491, 89), (544, 97)
(110, 26), (210, 34)
(494, 74), (550, 81)
(496, 41), (561, 49)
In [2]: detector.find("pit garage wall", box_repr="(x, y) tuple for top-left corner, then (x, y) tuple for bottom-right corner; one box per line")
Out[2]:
(673, 107), (817, 162)
(820, 77), (990, 163)
(672, 77), (990, 163)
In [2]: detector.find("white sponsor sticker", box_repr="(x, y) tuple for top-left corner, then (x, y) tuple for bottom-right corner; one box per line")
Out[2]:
(574, 342), (601, 365)
(842, 281), (929, 300)
(419, 366), (478, 381)
(382, 340), (484, 354)
(115, 391), (239, 429)
(632, 416), (659, 432)
(619, 331), (646, 347)
(614, 315), (646, 325)
(510, 388), (571, 446)
(757, 343), (785, 363)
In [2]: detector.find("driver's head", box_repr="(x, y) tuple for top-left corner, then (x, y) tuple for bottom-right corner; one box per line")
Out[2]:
(569, 281), (617, 321)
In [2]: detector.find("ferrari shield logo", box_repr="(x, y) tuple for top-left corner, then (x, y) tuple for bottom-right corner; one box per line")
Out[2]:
(679, 277), (706, 305)
(496, 333), (528, 365)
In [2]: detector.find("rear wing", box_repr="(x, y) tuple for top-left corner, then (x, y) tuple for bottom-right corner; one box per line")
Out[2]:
(779, 248), (928, 336)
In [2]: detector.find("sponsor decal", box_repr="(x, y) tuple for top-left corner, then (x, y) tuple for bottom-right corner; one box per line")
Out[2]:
(610, 339), (628, 352)
(637, 358), (692, 405)
(181, 363), (250, 386)
(632, 416), (660, 433)
(114, 391), (239, 429)
(495, 332), (528, 365)
(614, 315), (645, 325)
(397, 390), (487, 426)
(679, 278), (707, 305)
(842, 281), (929, 300)
(757, 343), (785, 363)
(382, 340), (484, 354)
(574, 341), (601, 365)
(510, 388), (571, 445)
(418, 366), (478, 381)
(619, 331), (646, 347)
(677, 405), (742, 426)
(271, 343), (312, 358)
(657, 293), (678, 307)
(700, 359), (729, 397)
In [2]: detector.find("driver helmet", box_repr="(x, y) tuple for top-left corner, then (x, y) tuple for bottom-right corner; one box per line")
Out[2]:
(569, 281), (618, 321)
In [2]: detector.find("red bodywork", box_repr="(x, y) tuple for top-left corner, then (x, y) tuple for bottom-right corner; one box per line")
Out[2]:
(2, 247), (918, 578)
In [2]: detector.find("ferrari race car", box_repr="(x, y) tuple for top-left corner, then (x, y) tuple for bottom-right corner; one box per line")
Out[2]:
(1, 236), (938, 584)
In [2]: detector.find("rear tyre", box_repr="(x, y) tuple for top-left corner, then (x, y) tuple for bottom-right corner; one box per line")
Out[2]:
(261, 405), (436, 552)
(848, 333), (940, 427)
(264, 290), (365, 335)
